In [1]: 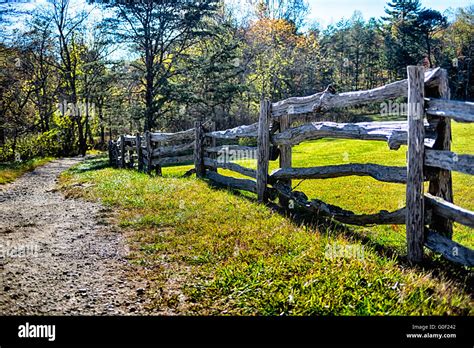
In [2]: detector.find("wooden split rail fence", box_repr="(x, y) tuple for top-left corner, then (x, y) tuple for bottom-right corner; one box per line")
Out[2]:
(109, 122), (213, 175)
(109, 66), (474, 266)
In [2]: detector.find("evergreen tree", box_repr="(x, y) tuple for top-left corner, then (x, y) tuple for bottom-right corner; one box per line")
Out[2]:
(383, 0), (423, 78)
(416, 9), (447, 67)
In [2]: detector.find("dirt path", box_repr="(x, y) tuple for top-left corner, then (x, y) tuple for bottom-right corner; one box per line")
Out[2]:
(0, 158), (156, 315)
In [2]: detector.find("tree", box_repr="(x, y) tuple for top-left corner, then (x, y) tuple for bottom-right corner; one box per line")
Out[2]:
(77, 25), (112, 148)
(383, 0), (422, 78)
(174, 16), (245, 130)
(245, 18), (302, 100)
(23, 13), (59, 134)
(363, 18), (386, 89)
(347, 12), (366, 90)
(0, 44), (36, 155)
(256, 0), (309, 29)
(46, 0), (91, 155)
(384, 0), (421, 22)
(97, 0), (219, 131)
(416, 9), (447, 67)
(440, 6), (474, 100)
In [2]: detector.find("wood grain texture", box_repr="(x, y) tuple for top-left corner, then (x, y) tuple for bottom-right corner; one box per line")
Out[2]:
(278, 114), (292, 207)
(194, 121), (205, 178)
(119, 135), (125, 169)
(206, 123), (258, 139)
(206, 171), (257, 194)
(406, 66), (426, 264)
(257, 100), (271, 202)
(152, 141), (194, 158)
(427, 68), (454, 239)
(204, 157), (257, 179)
(272, 121), (410, 149)
(208, 121), (217, 172)
(425, 229), (474, 266)
(425, 150), (474, 175)
(150, 127), (195, 143)
(205, 145), (257, 154)
(145, 131), (152, 174)
(271, 68), (443, 117)
(425, 193), (474, 229)
(153, 155), (194, 166)
(135, 135), (143, 172)
(425, 98), (474, 123)
(270, 164), (408, 183)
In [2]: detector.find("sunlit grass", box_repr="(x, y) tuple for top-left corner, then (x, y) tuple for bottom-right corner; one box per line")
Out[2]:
(163, 121), (474, 250)
(86, 149), (105, 156)
(0, 157), (53, 185)
(60, 133), (473, 314)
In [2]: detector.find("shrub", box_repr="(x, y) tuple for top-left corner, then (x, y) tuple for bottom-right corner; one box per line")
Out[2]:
(0, 129), (63, 162)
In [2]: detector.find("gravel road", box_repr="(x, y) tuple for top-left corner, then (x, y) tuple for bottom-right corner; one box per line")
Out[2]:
(0, 158), (156, 315)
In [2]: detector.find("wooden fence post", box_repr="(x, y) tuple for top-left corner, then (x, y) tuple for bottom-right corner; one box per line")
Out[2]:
(119, 135), (125, 169)
(406, 66), (426, 264)
(155, 160), (163, 176)
(208, 121), (217, 172)
(114, 141), (119, 168)
(257, 99), (271, 203)
(145, 131), (152, 174)
(279, 114), (292, 206)
(136, 133), (143, 172)
(426, 69), (453, 238)
(194, 121), (205, 178)
(128, 140), (134, 169)
(155, 135), (163, 177)
(108, 140), (114, 167)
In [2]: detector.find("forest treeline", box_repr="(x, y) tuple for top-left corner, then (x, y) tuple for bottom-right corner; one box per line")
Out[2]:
(0, 0), (472, 160)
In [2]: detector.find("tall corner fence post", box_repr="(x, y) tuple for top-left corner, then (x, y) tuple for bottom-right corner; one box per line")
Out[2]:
(406, 65), (426, 264)
(257, 99), (271, 203)
(145, 131), (152, 174)
(119, 134), (125, 169)
(279, 114), (292, 206)
(194, 121), (205, 178)
(427, 68), (454, 239)
(136, 133), (143, 172)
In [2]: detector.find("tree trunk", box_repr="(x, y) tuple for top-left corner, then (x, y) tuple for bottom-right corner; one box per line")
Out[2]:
(76, 97), (87, 157)
(0, 116), (4, 146)
(426, 34), (433, 68)
(144, 46), (155, 132)
(77, 118), (87, 157)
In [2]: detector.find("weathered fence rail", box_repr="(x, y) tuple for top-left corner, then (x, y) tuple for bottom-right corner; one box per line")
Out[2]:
(109, 66), (474, 267)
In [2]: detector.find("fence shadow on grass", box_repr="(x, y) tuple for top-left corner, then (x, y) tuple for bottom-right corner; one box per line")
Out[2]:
(268, 200), (474, 294)
(69, 155), (110, 174)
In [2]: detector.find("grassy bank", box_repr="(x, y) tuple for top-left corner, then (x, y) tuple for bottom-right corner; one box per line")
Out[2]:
(61, 155), (473, 315)
(0, 157), (53, 185)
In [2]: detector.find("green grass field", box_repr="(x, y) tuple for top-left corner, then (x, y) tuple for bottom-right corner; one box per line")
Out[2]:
(60, 121), (473, 315)
(164, 121), (474, 250)
(0, 157), (53, 185)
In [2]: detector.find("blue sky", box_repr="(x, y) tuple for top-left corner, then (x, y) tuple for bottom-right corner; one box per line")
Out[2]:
(4, 0), (472, 28)
(2, 0), (472, 39)
(306, 0), (472, 27)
